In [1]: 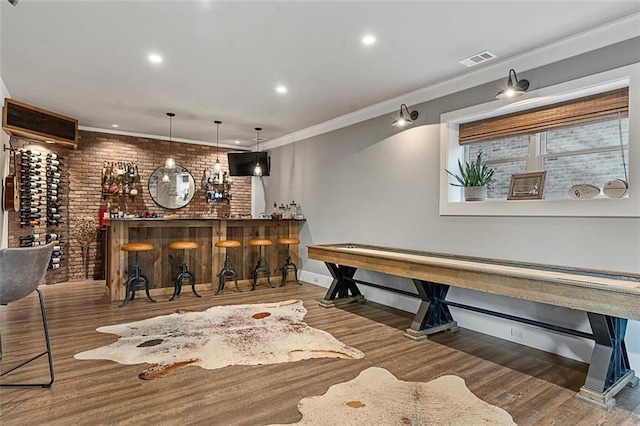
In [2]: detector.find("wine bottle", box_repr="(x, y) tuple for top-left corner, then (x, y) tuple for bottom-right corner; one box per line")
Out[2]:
(20, 234), (41, 241)
(20, 220), (39, 227)
(47, 171), (61, 179)
(46, 159), (60, 166)
(21, 150), (42, 157)
(21, 181), (42, 188)
(46, 233), (59, 240)
(47, 189), (58, 196)
(46, 153), (58, 160)
(22, 241), (45, 247)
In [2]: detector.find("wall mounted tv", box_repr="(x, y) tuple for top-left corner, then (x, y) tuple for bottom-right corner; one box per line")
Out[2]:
(227, 152), (270, 176)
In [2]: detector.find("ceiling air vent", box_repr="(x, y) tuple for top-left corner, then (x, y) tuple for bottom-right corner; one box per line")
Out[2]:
(459, 51), (497, 68)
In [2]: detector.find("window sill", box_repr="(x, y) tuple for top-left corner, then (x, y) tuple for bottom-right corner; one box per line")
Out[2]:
(440, 196), (638, 217)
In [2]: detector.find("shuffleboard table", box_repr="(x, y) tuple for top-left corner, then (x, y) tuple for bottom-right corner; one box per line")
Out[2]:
(307, 243), (640, 410)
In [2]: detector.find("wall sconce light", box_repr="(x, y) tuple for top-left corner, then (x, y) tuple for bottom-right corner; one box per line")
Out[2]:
(213, 120), (222, 173)
(496, 69), (529, 99)
(165, 112), (176, 169)
(253, 127), (263, 177)
(392, 104), (419, 127)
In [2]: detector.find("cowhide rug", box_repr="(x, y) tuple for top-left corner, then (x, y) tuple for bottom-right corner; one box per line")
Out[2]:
(270, 367), (516, 426)
(74, 300), (363, 379)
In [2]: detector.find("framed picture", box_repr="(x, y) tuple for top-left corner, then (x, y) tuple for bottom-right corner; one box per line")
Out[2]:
(508, 171), (546, 200)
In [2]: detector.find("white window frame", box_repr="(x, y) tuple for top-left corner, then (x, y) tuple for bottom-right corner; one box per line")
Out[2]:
(439, 63), (639, 217)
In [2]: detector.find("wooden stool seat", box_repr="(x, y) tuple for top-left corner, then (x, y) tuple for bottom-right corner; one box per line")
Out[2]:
(215, 240), (241, 249)
(277, 237), (300, 246)
(215, 240), (242, 294)
(169, 241), (198, 250)
(249, 239), (273, 247)
(119, 242), (155, 307)
(121, 242), (154, 252)
(168, 241), (200, 301)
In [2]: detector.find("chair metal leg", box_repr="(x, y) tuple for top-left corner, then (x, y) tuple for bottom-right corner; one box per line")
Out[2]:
(251, 248), (272, 291)
(216, 253), (241, 295)
(120, 253), (155, 307)
(0, 289), (54, 388)
(169, 250), (201, 301)
(280, 246), (301, 286)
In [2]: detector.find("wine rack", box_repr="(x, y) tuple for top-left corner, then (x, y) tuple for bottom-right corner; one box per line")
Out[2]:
(46, 153), (64, 270)
(47, 232), (63, 270)
(18, 149), (44, 227)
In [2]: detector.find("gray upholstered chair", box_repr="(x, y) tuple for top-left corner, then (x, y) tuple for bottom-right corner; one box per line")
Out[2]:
(0, 243), (55, 387)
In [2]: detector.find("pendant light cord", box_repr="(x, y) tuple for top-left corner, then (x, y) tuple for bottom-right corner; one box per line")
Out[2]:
(618, 111), (628, 183)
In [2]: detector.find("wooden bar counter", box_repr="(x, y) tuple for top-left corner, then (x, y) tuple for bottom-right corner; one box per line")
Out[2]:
(106, 218), (305, 302)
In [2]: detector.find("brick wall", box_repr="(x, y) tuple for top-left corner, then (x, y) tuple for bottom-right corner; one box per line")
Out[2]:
(7, 130), (251, 283)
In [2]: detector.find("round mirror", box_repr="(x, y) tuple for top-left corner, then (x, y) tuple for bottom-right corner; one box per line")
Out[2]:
(148, 165), (196, 209)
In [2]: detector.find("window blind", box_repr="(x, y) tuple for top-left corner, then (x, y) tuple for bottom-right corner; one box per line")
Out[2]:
(458, 87), (628, 144)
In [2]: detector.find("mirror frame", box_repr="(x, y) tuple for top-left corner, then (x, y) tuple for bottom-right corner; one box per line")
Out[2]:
(148, 165), (196, 210)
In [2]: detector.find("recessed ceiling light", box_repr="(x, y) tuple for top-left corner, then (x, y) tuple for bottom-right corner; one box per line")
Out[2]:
(148, 54), (163, 64)
(362, 35), (376, 46)
(235, 140), (240, 144)
(276, 85), (288, 94)
(111, 124), (119, 128)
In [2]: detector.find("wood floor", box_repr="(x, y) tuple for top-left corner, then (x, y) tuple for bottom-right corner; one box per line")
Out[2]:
(1, 280), (639, 425)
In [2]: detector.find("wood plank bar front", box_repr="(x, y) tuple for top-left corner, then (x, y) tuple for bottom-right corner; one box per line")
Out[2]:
(106, 218), (305, 302)
(307, 242), (640, 409)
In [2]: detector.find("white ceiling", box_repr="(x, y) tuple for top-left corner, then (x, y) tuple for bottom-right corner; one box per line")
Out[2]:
(1, 1), (639, 149)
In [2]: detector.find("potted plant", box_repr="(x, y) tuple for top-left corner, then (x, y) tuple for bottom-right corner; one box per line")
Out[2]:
(446, 151), (494, 201)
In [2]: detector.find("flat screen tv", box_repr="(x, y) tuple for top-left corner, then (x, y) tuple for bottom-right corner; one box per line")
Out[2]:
(227, 152), (270, 176)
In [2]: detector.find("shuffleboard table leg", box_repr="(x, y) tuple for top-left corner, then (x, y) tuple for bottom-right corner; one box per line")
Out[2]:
(319, 263), (365, 308)
(578, 314), (638, 410)
(404, 279), (459, 341)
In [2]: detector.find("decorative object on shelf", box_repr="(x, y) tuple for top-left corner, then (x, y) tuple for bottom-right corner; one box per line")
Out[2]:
(445, 151), (494, 201)
(203, 166), (232, 204)
(569, 184), (600, 199)
(164, 112), (176, 170)
(391, 103), (419, 127)
(603, 179), (628, 198)
(495, 69), (530, 99)
(74, 216), (97, 279)
(101, 161), (139, 199)
(253, 127), (263, 176)
(213, 120), (222, 173)
(507, 171), (546, 200)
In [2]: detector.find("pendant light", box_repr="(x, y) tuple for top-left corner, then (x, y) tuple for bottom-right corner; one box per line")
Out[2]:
(213, 120), (222, 173)
(253, 127), (263, 177)
(165, 112), (176, 169)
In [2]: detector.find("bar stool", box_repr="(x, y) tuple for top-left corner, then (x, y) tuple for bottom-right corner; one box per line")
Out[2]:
(214, 239), (242, 295)
(168, 241), (201, 301)
(120, 242), (156, 307)
(249, 238), (273, 290)
(277, 237), (301, 286)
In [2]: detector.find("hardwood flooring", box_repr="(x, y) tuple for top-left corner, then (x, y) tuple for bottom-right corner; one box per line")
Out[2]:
(1, 280), (639, 425)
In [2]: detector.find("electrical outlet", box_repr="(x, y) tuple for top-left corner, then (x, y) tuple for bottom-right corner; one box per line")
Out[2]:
(510, 327), (524, 339)
(313, 276), (319, 283)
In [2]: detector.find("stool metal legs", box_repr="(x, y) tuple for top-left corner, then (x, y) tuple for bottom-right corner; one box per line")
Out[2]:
(170, 249), (201, 301)
(216, 252), (242, 295)
(251, 247), (272, 290)
(0, 289), (54, 388)
(280, 245), (301, 286)
(120, 252), (156, 307)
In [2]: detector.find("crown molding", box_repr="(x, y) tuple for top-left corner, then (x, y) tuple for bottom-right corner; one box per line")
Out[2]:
(78, 126), (248, 151)
(260, 13), (640, 151)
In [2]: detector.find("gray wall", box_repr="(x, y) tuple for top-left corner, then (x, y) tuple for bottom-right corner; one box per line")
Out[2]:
(264, 38), (640, 367)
